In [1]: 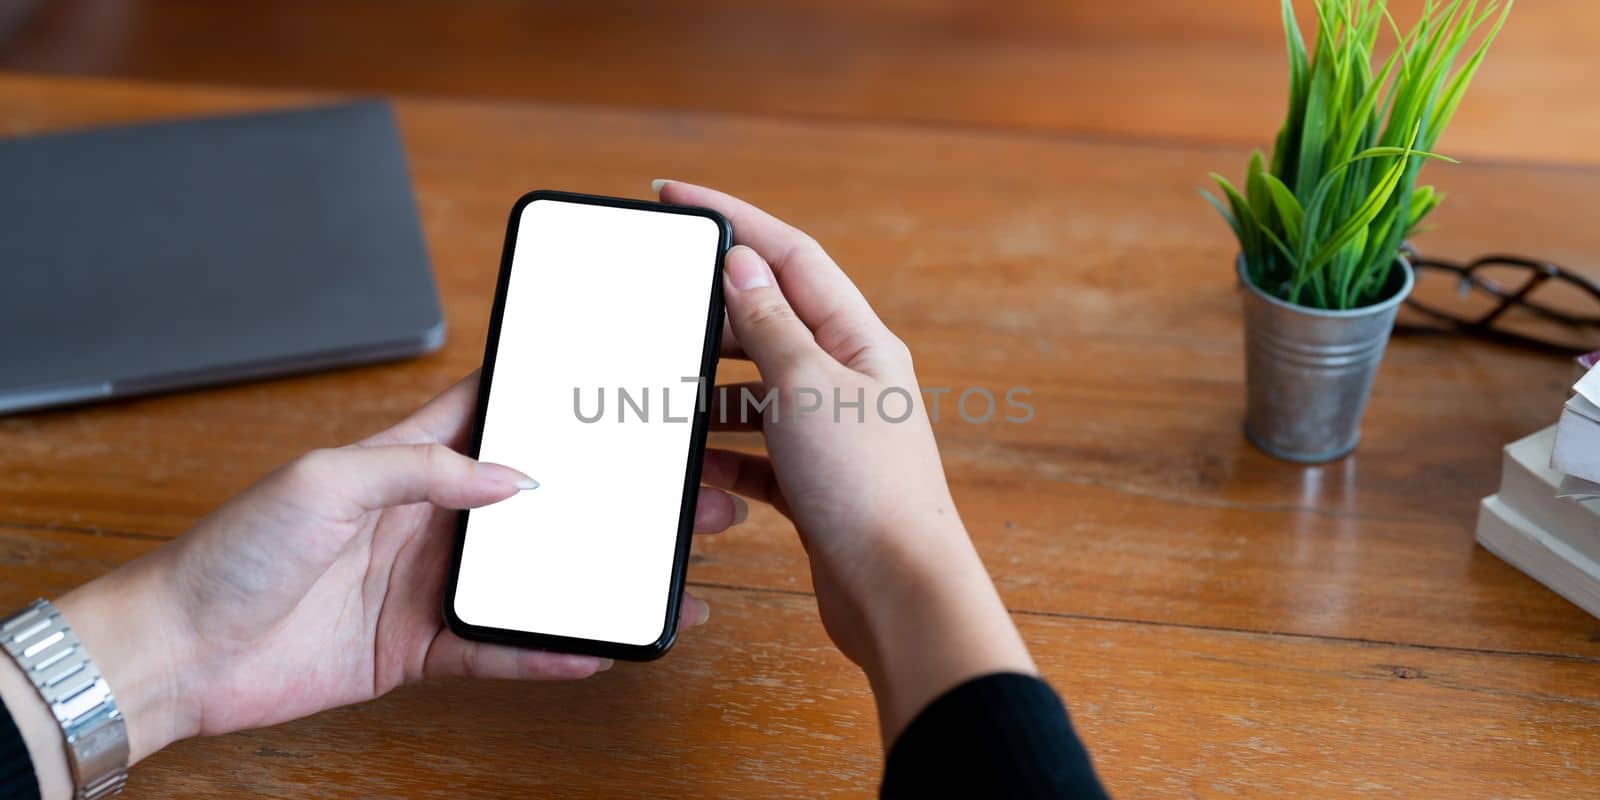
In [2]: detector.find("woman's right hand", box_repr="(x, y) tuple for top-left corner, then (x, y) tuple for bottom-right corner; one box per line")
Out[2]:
(657, 181), (1035, 745)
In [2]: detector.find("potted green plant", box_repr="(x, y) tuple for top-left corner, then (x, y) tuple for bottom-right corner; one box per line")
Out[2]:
(1206, 0), (1511, 462)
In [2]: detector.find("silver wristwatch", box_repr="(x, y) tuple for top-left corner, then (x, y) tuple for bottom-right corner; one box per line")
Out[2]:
(1, 599), (128, 799)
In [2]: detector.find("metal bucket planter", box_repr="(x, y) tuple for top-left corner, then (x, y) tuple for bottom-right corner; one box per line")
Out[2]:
(1238, 254), (1415, 463)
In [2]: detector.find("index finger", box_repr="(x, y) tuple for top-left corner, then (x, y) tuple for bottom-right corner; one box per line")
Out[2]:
(361, 371), (481, 449)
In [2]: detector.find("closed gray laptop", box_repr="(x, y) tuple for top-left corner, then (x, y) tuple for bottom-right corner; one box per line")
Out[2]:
(0, 101), (444, 415)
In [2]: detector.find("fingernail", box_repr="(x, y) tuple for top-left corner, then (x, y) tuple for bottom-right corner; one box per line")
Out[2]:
(596, 658), (614, 672)
(650, 178), (670, 194)
(690, 602), (711, 627)
(476, 462), (538, 491)
(724, 245), (771, 290)
(729, 495), (749, 525)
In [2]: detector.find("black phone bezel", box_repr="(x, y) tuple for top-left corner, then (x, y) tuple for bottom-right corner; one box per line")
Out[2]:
(442, 189), (731, 662)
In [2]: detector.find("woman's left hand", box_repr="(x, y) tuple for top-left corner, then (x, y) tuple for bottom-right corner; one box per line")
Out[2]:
(55, 372), (743, 763)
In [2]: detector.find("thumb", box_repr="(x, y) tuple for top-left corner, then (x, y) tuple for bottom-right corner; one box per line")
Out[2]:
(284, 443), (538, 519)
(721, 244), (820, 378)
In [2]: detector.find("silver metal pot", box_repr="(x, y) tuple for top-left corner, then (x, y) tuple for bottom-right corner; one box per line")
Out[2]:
(1238, 254), (1414, 463)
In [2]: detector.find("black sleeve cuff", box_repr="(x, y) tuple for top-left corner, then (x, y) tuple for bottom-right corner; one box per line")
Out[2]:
(0, 694), (40, 800)
(881, 672), (1108, 799)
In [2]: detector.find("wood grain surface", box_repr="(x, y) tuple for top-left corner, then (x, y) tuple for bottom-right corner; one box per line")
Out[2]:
(0, 66), (1597, 797)
(2, 525), (1597, 798)
(1, 0), (1596, 165)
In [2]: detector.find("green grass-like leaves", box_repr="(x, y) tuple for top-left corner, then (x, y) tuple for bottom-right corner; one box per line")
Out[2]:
(1206, 0), (1511, 310)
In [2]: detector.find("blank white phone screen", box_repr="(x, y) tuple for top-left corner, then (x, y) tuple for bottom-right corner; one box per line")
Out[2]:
(453, 198), (722, 646)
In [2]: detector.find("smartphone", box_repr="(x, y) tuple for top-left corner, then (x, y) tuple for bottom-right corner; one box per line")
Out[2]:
(443, 190), (731, 661)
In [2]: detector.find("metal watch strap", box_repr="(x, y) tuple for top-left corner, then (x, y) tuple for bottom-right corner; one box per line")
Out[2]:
(1, 599), (128, 799)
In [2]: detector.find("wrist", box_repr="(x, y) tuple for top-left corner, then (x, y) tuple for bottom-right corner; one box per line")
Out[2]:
(55, 551), (199, 764)
(839, 516), (1036, 746)
(827, 509), (982, 625)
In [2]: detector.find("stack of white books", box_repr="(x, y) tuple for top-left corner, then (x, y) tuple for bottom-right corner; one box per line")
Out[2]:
(1476, 357), (1600, 619)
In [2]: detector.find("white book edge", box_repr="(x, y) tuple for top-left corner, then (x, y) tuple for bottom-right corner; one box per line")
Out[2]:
(1477, 495), (1600, 620)
(1557, 474), (1600, 502)
(1551, 406), (1600, 486)
(1574, 363), (1600, 406)
(1565, 392), (1600, 425)
(1500, 428), (1600, 564)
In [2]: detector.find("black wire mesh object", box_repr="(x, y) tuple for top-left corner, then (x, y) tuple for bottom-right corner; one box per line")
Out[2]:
(1395, 244), (1600, 354)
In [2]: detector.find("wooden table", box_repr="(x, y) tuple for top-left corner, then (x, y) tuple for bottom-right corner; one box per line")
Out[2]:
(1, 72), (1597, 797)
(4, 0), (1598, 166)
